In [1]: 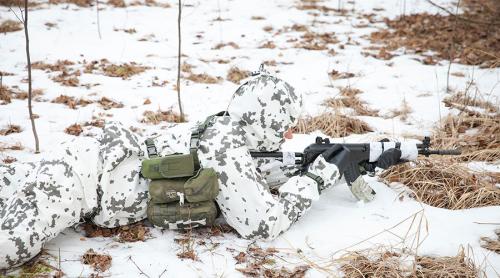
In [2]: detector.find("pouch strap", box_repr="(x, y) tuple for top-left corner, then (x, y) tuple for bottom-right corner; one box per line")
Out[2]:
(145, 138), (158, 158)
(189, 111), (227, 169)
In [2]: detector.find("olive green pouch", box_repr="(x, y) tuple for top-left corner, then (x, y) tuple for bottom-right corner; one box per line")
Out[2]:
(149, 168), (219, 204)
(141, 154), (196, 180)
(147, 201), (217, 230)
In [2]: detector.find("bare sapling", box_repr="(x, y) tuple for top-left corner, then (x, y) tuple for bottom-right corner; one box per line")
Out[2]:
(445, 0), (461, 95)
(96, 0), (102, 39)
(22, 0), (40, 153)
(176, 0), (185, 122)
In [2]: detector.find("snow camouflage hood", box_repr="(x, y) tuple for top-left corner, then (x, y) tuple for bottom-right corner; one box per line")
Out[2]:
(227, 73), (303, 151)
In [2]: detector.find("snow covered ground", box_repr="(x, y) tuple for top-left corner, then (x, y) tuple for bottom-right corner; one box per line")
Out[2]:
(1, 0), (499, 276)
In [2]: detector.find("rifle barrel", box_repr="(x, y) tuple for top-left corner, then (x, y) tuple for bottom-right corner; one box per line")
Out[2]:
(420, 149), (462, 155)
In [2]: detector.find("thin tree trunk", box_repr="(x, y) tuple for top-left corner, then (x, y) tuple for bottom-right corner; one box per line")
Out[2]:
(24, 0), (40, 153)
(176, 0), (184, 122)
(96, 0), (102, 39)
(446, 0), (461, 96)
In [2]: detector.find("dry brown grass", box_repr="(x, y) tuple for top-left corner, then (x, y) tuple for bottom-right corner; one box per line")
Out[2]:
(114, 27), (136, 34)
(381, 159), (500, 210)
(0, 142), (23, 151)
(83, 118), (105, 128)
(263, 25), (273, 32)
(0, 20), (22, 33)
(0, 85), (14, 105)
(387, 98), (413, 121)
(65, 123), (83, 136)
(340, 251), (405, 277)
(108, 0), (125, 7)
(49, 0), (92, 7)
(259, 41), (276, 49)
(0, 0), (20, 5)
(480, 229), (500, 254)
(82, 249), (112, 272)
(141, 109), (183, 124)
(52, 70), (80, 86)
(2, 156), (17, 164)
(82, 221), (149, 242)
(329, 69), (355, 80)
(0, 124), (21, 136)
(51, 94), (93, 109)
(340, 247), (482, 278)
(97, 97), (123, 110)
(0, 0), (40, 6)
(323, 87), (379, 117)
(186, 73), (222, 84)
(369, 0), (500, 67)
(226, 67), (250, 84)
(296, 0), (338, 14)
(181, 62), (194, 73)
(251, 16), (265, 20)
(444, 91), (498, 114)
(32, 60), (81, 86)
(414, 251), (481, 277)
(430, 87), (500, 161)
(84, 59), (148, 79)
(102, 62), (147, 79)
(129, 0), (170, 7)
(229, 245), (310, 277)
(294, 32), (339, 51)
(32, 60), (74, 72)
(213, 42), (239, 50)
(294, 112), (372, 137)
(0, 71), (14, 76)
(433, 113), (499, 162)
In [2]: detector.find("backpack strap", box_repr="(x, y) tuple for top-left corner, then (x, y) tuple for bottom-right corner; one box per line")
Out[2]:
(190, 111), (227, 169)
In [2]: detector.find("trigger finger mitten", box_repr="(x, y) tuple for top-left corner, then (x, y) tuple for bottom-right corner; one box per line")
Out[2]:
(375, 148), (402, 169)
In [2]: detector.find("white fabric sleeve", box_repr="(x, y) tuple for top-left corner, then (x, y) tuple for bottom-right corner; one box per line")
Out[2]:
(205, 146), (320, 240)
(307, 155), (342, 191)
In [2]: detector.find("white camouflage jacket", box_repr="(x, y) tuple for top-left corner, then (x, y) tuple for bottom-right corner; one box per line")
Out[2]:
(0, 73), (341, 269)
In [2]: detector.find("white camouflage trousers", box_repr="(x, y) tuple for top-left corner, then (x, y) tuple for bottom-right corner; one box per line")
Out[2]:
(0, 124), (148, 269)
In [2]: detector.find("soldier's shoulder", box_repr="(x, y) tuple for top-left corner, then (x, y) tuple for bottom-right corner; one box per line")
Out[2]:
(198, 116), (247, 153)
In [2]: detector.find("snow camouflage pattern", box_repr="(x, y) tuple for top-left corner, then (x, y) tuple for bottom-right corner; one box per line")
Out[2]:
(0, 73), (341, 269)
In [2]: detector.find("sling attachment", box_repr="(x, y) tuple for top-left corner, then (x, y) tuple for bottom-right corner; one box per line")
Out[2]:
(304, 172), (325, 194)
(145, 138), (158, 158)
(189, 111), (228, 169)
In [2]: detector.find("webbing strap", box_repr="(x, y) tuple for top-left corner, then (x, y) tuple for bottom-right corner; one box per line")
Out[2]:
(145, 138), (158, 158)
(304, 172), (325, 194)
(189, 111), (227, 169)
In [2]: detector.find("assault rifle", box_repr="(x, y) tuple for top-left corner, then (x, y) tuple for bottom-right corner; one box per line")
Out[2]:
(250, 136), (461, 188)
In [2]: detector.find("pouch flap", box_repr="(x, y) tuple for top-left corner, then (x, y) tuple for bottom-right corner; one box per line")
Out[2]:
(185, 168), (219, 203)
(159, 154), (195, 178)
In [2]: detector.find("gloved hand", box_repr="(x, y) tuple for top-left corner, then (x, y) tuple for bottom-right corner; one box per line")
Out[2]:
(308, 145), (377, 202)
(360, 148), (404, 173)
(350, 176), (376, 203)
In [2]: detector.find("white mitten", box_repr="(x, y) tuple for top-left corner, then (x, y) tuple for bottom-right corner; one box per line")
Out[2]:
(350, 176), (375, 202)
